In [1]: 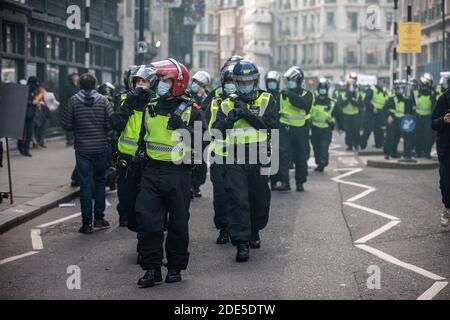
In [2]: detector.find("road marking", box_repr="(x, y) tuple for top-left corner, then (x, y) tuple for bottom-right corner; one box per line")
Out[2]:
(417, 281), (449, 300)
(354, 221), (401, 244)
(355, 244), (446, 281)
(30, 229), (43, 250)
(344, 202), (400, 221)
(338, 157), (359, 167)
(36, 212), (81, 228)
(0, 251), (38, 265)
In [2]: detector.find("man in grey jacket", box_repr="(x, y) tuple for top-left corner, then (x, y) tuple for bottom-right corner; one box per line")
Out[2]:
(61, 73), (114, 234)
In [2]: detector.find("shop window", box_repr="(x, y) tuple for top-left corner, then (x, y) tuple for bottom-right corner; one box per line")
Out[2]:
(1, 59), (18, 83)
(2, 22), (25, 55)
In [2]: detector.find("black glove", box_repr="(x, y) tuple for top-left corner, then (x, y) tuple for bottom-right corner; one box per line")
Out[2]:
(167, 114), (185, 130)
(227, 108), (245, 123)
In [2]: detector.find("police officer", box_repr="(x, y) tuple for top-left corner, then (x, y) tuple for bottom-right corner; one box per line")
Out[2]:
(189, 71), (211, 198)
(384, 80), (414, 160)
(311, 78), (338, 172)
(361, 79), (388, 150)
(110, 66), (157, 229)
(265, 70), (282, 190)
(413, 75), (437, 159)
(206, 61), (239, 245)
(432, 84), (450, 227)
(213, 59), (278, 262)
(437, 72), (450, 98)
(337, 73), (363, 152)
(278, 66), (314, 192)
(136, 59), (197, 288)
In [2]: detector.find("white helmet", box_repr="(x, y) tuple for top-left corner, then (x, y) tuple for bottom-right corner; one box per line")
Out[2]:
(266, 70), (281, 83)
(192, 71), (212, 88)
(423, 72), (434, 84)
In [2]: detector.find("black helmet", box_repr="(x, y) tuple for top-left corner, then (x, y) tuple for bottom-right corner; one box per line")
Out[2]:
(233, 59), (260, 100)
(317, 78), (330, 96)
(98, 82), (116, 101)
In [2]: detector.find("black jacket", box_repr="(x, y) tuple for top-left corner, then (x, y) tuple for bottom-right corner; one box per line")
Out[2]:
(432, 90), (450, 160)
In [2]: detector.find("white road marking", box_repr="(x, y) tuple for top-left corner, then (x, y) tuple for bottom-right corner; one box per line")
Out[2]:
(344, 202), (400, 221)
(0, 251), (38, 265)
(346, 188), (377, 203)
(338, 157), (359, 167)
(354, 221), (401, 244)
(417, 281), (449, 300)
(36, 212), (81, 228)
(355, 244), (446, 281)
(30, 229), (43, 250)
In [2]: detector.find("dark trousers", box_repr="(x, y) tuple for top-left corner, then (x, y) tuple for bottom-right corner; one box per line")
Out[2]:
(440, 152), (450, 209)
(225, 164), (270, 244)
(18, 118), (33, 154)
(280, 124), (310, 186)
(191, 163), (207, 192)
(116, 161), (142, 232)
(135, 166), (191, 271)
(342, 114), (361, 150)
(415, 115), (435, 156)
(210, 163), (229, 231)
(75, 150), (107, 226)
(33, 122), (47, 146)
(311, 126), (332, 167)
(361, 111), (385, 149)
(384, 119), (414, 158)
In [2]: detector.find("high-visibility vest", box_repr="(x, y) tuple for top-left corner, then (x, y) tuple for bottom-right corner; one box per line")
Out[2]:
(208, 97), (227, 157)
(413, 91), (433, 116)
(117, 110), (143, 156)
(341, 91), (360, 116)
(144, 103), (192, 162)
(311, 99), (336, 129)
(120, 93), (127, 106)
(437, 86), (445, 98)
(389, 97), (405, 118)
(279, 90), (313, 127)
(220, 92), (271, 145)
(371, 86), (388, 110)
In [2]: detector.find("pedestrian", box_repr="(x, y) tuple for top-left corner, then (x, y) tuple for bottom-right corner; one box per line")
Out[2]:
(213, 59), (278, 262)
(61, 73), (114, 234)
(32, 83), (51, 149)
(135, 59), (195, 288)
(360, 79), (389, 150)
(432, 79), (450, 227)
(413, 74), (437, 159)
(278, 66), (314, 192)
(18, 76), (41, 157)
(311, 78), (339, 172)
(337, 73), (363, 152)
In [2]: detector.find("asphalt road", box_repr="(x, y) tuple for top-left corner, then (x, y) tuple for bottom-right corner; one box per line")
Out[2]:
(1, 134), (449, 300)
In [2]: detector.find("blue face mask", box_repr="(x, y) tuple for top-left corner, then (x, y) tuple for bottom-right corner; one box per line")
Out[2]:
(287, 81), (297, 90)
(237, 85), (253, 95)
(157, 81), (171, 96)
(318, 89), (327, 95)
(267, 82), (277, 90)
(224, 83), (237, 95)
(190, 82), (200, 93)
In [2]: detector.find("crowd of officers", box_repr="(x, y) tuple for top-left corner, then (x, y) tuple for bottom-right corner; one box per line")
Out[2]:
(100, 56), (445, 288)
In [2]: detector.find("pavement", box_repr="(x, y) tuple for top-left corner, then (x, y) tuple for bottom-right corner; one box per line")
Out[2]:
(0, 134), (449, 300)
(0, 139), (79, 233)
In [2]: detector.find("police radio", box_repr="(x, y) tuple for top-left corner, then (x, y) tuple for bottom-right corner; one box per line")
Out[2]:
(167, 102), (190, 130)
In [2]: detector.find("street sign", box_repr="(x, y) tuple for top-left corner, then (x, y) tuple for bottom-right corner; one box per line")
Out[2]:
(401, 115), (416, 133)
(137, 41), (148, 54)
(398, 22), (422, 53)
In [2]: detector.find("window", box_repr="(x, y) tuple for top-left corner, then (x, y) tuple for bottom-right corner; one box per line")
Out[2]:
(366, 47), (377, 64)
(1, 59), (18, 83)
(324, 43), (335, 64)
(347, 12), (358, 32)
(346, 47), (357, 64)
(326, 12), (335, 29)
(2, 22), (25, 55)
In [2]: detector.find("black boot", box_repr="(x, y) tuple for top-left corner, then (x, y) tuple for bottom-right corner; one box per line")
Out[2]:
(217, 229), (230, 245)
(138, 269), (163, 288)
(278, 182), (291, 192)
(250, 232), (261, 249)
(296, 183), (305, 192)
(165, 269), (182, 283)
(236, 243), (250, 263)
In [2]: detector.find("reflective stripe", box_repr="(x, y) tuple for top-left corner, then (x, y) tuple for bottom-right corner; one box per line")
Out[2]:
(281, 115), (306, 121)
(146, 143), (184, 153)
(222, 102), (231, 116)
(259, 92), (271, 116)
(119, 136), (138, 147)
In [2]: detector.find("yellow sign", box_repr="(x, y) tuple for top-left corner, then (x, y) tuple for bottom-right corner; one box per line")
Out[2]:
(398, 22), (422, 53)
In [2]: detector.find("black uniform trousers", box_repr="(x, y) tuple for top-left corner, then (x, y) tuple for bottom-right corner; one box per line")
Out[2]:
(361, 111), (385, 149)
(210, 163), (229, 231)
(191, 163), (208, 192)
(342, 114), (361, 150)
(135, 164), (191, 271)
(311, 126), (332, 167)
(440, 152), (450, 209)
(225, 164), (270, 245)
(385, 118), (414, 158)
(415, 115), (435, 156)
(279, 124), (310, 186)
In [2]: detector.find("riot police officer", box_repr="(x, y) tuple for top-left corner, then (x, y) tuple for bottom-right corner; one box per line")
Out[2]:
(337, 73), (363, 152)
(213, 59), (278, 262)
(437, 72), (450, 98)
(413, 75), (437, 159)
(278, 66), (314, 192)
(135, 59), (197, 288)
(265, 70), (282, 190)
(311, 78), (339, 172)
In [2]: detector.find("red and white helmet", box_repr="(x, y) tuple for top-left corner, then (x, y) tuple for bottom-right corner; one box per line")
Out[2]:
(150, 58), (190, 97)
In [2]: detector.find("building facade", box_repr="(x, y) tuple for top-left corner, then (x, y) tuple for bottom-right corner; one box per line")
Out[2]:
(272, 0), (394, 85)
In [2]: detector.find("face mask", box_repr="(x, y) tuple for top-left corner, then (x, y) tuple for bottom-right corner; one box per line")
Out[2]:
(190, 82), (200, 93)
(157, 81), (171, 96)
(224, 83), (236, 95)
(287, 81), (297, 90)
(267, 82), (277, 90)
(237, 85), (253, 95)
(318, 88), (327, 95)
